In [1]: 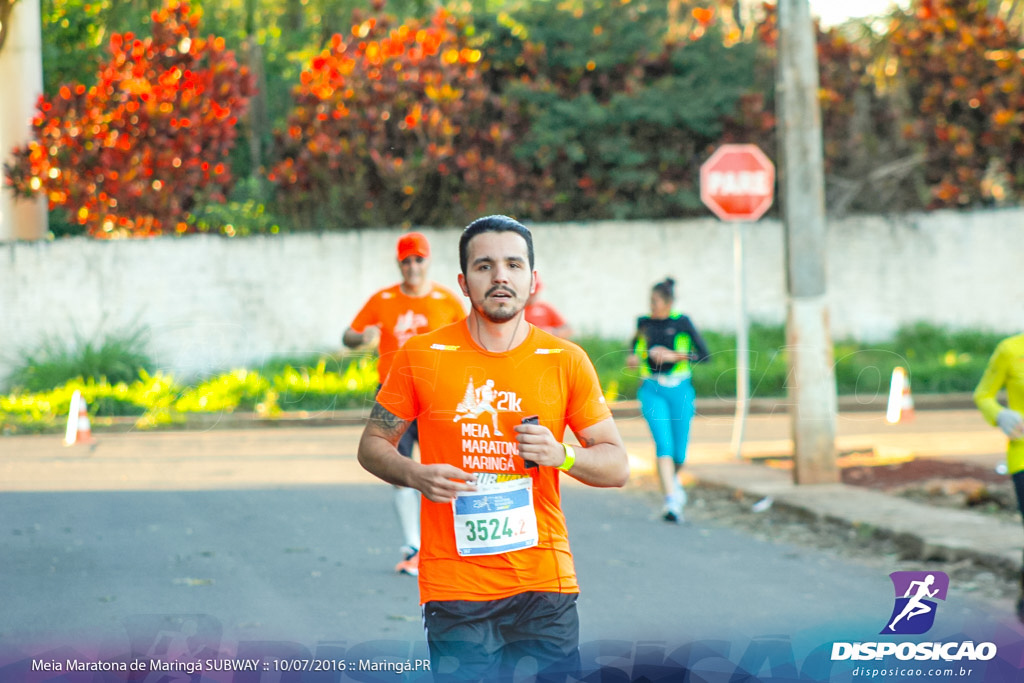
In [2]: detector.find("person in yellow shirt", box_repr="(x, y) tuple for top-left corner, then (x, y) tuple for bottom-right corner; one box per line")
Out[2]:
(357, 215), (629, 682)
(974, 332), (1024, 621)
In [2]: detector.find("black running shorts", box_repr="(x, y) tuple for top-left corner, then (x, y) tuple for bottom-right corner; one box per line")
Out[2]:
(397, 418), (419, 458)
(1013, 470), (1024, 528)
(422, 591), (580, 683)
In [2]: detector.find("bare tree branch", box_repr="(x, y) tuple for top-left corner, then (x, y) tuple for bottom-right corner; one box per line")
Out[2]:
(828, 153), (927, 217)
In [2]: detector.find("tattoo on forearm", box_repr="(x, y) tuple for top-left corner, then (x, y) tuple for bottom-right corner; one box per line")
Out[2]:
(369, 401), (409, 439)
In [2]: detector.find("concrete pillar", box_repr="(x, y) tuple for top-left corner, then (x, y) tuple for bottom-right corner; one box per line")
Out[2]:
(776, 0), (838, 484)
(0, 0), (48, 242)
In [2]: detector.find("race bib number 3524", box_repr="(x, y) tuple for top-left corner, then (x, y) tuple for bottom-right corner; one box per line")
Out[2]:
(452, 478), (539, 556)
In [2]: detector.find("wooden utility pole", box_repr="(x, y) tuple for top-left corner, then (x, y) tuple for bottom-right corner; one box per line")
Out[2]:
(775, 0), (838, 484)
(244, 0), (268, 179)
(0, 0), (47, 241)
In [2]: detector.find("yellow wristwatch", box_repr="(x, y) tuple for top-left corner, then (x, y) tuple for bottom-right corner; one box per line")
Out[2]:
(558, 443), (576, 472)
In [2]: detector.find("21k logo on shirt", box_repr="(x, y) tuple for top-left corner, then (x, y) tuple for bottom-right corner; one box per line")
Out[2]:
(453, 377), (521, 438)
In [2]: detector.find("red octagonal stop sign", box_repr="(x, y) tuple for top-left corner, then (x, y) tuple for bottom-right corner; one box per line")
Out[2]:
(700, 144), (775, 222)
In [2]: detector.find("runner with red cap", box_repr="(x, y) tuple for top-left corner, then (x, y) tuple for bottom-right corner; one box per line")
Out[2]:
(343, 231), (466, 576)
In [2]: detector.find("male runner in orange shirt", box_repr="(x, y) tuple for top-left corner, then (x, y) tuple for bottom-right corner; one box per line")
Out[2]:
(357, 216), (629, 682)
(343, 232), (465, 576)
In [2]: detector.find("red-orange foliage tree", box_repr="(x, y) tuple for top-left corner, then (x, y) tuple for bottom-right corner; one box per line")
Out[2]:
(269, 3), (516, 229)
(888, 0), (1024, 208)
(728, 0), (1024, 214)
(720, 3), (919, 215)
(4, 0), (252, 238)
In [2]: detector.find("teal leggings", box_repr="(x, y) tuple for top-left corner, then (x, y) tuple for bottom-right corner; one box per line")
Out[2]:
(638, 377), (696, 466)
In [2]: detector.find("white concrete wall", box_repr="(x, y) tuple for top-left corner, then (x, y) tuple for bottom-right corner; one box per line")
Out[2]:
(2, 209), (1022, 384)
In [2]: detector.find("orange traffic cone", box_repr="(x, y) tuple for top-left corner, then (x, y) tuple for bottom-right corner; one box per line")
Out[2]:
(64, 389), (95, 446)
(885, 367), (915, 424)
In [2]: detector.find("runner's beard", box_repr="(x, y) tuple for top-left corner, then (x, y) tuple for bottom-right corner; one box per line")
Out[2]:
(474, 295), (524, 323)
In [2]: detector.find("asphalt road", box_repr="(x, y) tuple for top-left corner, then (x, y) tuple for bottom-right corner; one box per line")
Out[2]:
(0, 414), (1019, 681)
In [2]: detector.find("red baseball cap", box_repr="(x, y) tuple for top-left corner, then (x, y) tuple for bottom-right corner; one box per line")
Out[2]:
(397, 232), (430, 261)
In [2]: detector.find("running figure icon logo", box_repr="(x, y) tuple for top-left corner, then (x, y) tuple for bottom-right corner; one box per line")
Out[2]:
(393, 309), (429, 347)
(881, 571), (949, 635)
(454, 378), (520, 437)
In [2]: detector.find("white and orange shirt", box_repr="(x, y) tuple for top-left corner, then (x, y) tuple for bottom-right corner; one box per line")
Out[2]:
(349, 282), (465, 382)
(377, 321), (612, 603)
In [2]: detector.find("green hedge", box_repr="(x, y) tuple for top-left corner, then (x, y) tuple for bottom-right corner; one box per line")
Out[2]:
(0, 356), (378, 435)
(0, 324), (1008, 435)
(580, 322), (1006, 402)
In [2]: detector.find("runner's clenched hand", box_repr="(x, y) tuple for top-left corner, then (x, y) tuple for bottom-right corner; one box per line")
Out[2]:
(514, 423), (566, 469)
(410, 464), (477, 503)
(997, 409), (1024, 439)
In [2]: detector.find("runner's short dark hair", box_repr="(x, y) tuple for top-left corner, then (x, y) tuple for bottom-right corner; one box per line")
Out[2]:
(459, 215), (534, 275)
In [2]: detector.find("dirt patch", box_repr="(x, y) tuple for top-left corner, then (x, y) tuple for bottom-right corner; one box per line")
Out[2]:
(841, 457), (1007, 489)
(840, 457), (1019, 524)
(748, 454), (1019, 524)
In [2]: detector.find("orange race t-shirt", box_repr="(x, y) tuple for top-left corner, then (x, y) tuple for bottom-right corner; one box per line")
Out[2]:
(524, 301), (567, 334)
(349, 282), (465, 381)
(377, 321), (612, 603)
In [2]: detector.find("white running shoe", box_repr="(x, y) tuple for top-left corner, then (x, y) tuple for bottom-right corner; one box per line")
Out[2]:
(661, 495), (684, 523)
(675, 483), (687, 508)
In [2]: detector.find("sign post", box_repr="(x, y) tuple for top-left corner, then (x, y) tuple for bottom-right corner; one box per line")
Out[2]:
(699, 144), (775, 459)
